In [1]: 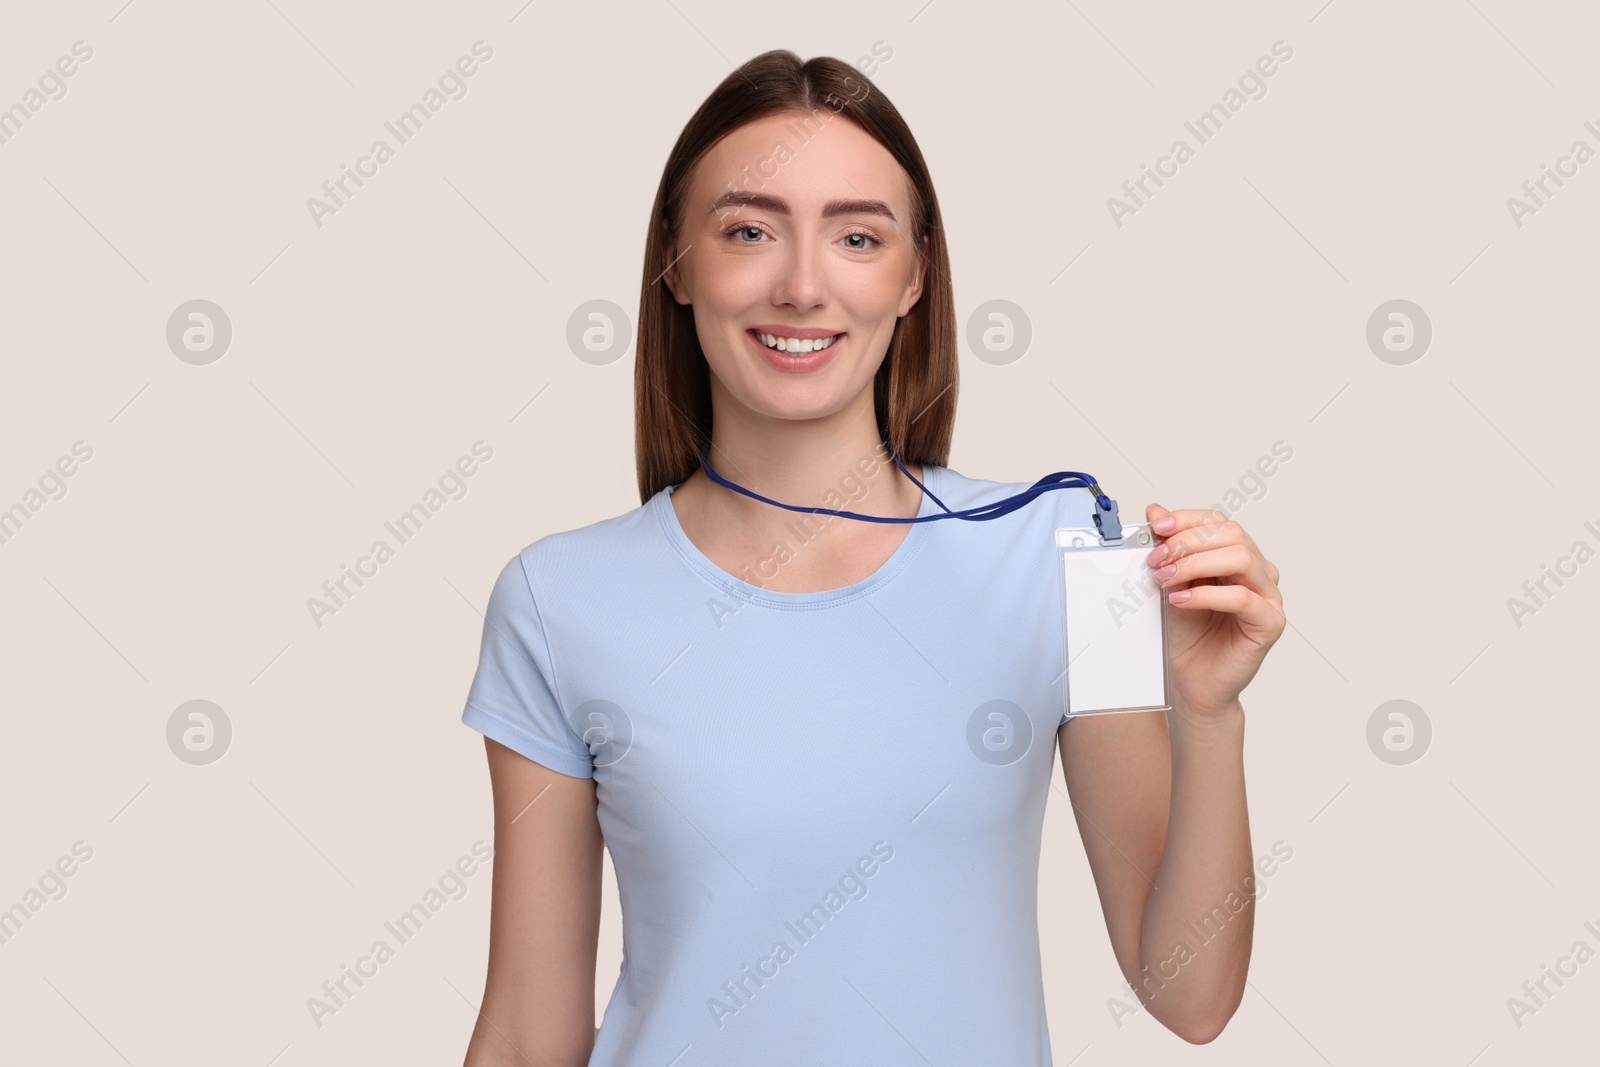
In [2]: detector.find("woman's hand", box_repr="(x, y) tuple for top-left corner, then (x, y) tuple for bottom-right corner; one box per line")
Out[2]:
(1144, 503), (1284, 720)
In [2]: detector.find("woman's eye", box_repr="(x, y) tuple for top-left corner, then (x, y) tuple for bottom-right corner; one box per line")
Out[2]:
(720, 225), (885, 250)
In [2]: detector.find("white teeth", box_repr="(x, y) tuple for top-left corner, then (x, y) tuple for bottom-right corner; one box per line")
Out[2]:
(758, 332), (840, 354)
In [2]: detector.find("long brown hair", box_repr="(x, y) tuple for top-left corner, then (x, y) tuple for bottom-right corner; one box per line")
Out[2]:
(633, 48), (958, 505)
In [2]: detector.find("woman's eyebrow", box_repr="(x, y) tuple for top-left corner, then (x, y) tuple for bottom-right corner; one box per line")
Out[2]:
(708, 191), (898, 224)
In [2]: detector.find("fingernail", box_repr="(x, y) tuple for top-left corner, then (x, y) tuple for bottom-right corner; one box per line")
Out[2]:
(1153, 516), (1176, 532)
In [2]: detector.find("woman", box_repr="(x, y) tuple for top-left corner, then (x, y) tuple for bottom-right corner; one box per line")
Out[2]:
(459, 49), (1283, 1067)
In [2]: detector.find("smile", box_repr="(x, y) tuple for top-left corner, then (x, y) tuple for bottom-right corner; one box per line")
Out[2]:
(745, 328), (844, 373)
(751, 331), (842, 354)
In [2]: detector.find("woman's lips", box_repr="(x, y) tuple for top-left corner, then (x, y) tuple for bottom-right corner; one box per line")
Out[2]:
(747, 328), (843, 374)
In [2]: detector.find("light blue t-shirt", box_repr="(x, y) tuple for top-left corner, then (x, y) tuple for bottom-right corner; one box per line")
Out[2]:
(461, 463), (1096, 1066)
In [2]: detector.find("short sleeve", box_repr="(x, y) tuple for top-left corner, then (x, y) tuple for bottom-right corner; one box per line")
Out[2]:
(461, 552), (596, 779)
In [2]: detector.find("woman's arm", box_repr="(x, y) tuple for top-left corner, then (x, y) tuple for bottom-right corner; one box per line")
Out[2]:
(1057, 503), (1280, 1043)
(1058, 702), (1251, 1044)
(462, 738), (604, 1067)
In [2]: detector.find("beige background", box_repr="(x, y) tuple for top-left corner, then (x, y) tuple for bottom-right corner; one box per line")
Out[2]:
(2, 0), (1595, 1063)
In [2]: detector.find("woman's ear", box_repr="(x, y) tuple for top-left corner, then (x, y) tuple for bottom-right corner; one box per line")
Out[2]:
(899, 235), (929, 316)
(661, 249), (689, 305)
(659, 216), (690, 304)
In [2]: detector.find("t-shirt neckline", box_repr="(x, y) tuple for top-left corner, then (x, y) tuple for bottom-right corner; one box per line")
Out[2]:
(652, 463), (943, 609)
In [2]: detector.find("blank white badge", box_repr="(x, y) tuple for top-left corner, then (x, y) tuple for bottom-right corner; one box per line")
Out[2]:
(1055, 522), (1172, 718)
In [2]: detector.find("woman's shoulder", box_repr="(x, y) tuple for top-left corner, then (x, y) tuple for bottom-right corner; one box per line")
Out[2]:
(504, 488), (669, 582)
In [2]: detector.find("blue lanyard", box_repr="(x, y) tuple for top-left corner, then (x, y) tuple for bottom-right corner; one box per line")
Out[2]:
(696, 437), (1125, 543)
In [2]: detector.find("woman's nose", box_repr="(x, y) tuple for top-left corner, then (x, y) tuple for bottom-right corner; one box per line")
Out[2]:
(772, 240), (825, 307)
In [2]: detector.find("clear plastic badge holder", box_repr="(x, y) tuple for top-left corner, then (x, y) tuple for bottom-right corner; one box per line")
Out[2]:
(1056, 521), (1173, 719)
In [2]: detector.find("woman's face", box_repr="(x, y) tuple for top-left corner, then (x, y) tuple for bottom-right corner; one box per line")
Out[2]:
(663, 111), (927, 424)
